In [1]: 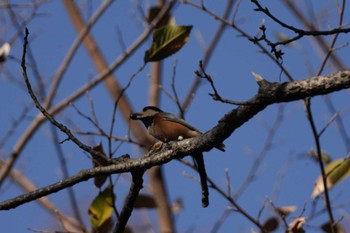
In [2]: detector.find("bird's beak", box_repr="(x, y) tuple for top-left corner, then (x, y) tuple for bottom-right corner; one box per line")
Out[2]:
(129, 112), (143, 120)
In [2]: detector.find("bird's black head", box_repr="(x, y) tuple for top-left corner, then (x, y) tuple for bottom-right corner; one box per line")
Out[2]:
(130, 106), (163, 127)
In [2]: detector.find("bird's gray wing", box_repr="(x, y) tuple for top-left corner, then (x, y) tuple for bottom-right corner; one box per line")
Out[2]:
(159, 112), (202, 133)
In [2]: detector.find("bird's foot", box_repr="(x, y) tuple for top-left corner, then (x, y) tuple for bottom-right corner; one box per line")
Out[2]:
(149, 141), (164, 154)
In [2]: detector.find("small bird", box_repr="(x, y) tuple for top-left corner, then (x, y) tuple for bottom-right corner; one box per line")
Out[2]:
(130, 106), (225, 207)
(129, 106), (225, 151)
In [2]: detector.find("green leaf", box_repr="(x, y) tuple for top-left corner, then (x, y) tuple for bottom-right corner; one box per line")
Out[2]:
(89, 185), (115, 229)
(144, 25), (192, 62)
(311, 157), (350, 199)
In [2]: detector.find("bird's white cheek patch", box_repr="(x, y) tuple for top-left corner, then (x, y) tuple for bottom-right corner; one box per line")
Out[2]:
(178, 136), (184, 140)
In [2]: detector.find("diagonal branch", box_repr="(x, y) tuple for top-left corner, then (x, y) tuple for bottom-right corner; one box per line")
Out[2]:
(21, 28), (113, 166)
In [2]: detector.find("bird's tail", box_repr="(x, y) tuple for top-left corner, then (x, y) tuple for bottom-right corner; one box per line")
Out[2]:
(193, 152), (209, 208)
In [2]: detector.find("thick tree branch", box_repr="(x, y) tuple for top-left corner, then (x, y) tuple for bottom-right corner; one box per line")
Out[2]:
(198, 71), (350, 150)
(114, 170), (145, 233)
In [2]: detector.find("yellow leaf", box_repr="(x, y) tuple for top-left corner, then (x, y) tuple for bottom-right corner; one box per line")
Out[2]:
(311, 157), (350, 199)
(88, 185), (115, 229)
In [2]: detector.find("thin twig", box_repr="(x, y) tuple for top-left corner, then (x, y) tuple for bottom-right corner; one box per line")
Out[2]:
(170, 59), (186, 119)
(304, 99), (335, 231)
(108, 64), (146, 157)
(50, 125), (85, 227)
(251, 0), (350, 46)
(21, 28), (113, 165)
(234, 105), (285, 198)
(181, 0), (241, 110)
(180, 158), (267, 232)
(196, 61), (254, 105)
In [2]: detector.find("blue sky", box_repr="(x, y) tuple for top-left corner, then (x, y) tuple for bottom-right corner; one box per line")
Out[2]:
(1, 1), (350, 232)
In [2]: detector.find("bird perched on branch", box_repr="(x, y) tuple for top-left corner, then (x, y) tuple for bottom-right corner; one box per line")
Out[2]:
(130, 106), (225, 207)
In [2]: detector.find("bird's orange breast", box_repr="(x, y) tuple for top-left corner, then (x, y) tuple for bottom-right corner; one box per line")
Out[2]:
(149, 114), (200, 142)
